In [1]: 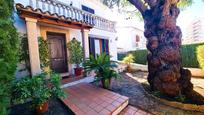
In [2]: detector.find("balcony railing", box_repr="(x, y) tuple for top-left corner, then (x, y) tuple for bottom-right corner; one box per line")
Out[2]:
(15, 0), (116, 32)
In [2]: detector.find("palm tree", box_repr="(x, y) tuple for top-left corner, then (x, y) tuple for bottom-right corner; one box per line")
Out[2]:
(83, 53), (120, 89)
(102, 0), (196, 97)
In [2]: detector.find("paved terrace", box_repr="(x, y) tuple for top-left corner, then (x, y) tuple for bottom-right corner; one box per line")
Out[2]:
(61, 83), (151, 115)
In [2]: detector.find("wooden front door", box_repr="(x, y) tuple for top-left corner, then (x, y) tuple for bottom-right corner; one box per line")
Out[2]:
(47, 32), (68, 73)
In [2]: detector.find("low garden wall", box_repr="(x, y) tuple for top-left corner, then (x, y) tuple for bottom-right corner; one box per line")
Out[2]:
(117, 61), (204, 78)
(142, 85), (204, 112)
(118, 43), (204, 68)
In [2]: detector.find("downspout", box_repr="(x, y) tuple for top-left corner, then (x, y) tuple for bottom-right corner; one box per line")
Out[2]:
(81, 28), (86, 61)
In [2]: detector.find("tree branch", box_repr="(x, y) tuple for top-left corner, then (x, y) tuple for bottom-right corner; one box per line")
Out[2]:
(128, 0), (147, 16)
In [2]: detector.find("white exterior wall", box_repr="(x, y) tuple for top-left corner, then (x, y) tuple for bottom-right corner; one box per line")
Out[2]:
(89, 28), (117, 60)
(116, 27), (132, 52)
(14, 0), (117, 77)
(14, 0), (117, 60)
(56, 0), (118, 60)
(69, 29), (82, 43)
(116, 26), (146, 53)
(183, 17), (204, 44)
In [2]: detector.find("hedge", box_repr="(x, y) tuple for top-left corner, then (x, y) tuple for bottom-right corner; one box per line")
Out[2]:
(129, 50), (148, 65)
(118, 43), (204, 68)
(0, 0), (19, 114)
(196, 45), (204, 70)
(181, 43), (204, 68)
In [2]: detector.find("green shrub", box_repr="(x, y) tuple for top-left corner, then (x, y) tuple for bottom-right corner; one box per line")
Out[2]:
(181, 43), (203, 68)
(67, 38), (83, 67)
(0, 0), (19, 114)
(197, 45), (204, 70)
(84, 53), (120, 89)
(118, 43), (204, 68)
(12, 73), (66, 108)
(118, 50), (148, 64)
(117, 53), (126, 60)
(122, 54), (134, 72)
(38, 37), (50, 72)
(122, 54), (134, 65)
(130, 50), (148, 64)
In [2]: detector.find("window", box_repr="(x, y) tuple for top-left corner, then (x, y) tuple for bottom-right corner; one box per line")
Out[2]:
(136, 35), (140, 42)
(89, 37), (109, 57)
(81, 5), (95, 24)
(82, 5), (95, 14)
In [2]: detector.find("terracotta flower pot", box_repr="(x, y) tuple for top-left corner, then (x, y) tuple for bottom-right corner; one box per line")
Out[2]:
(101, 78), (111, 89)
(126, 65), (132, 73)
(74, 67), (83, 76)
(36, 101), (49, 114)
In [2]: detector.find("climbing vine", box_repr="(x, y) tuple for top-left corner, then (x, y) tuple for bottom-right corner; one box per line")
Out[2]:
(19, 34), (30, 73)
(38, 37), (50, 72)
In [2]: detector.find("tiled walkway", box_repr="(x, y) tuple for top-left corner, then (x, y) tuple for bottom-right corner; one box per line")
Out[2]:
(120, 105), (151, 115)
(61, 83), (129, 115)
(61, 75), (84, 85)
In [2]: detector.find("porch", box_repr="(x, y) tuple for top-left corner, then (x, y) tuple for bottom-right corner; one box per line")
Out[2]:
(15, 0), (116, 76)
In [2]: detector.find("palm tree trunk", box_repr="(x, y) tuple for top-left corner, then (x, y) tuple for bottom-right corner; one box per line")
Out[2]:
(143, 0), (193, 96)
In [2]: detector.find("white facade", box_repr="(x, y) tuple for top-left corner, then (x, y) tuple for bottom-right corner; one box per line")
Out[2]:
(14, 0), (117, 77)
(116, 24), (146, 53)
(183, 17), (204, 44)
(14, 0), (117, 60)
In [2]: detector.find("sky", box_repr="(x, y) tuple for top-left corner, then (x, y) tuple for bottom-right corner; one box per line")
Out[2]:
(113, 0), (204, 39)
(177, 0), (204, 37)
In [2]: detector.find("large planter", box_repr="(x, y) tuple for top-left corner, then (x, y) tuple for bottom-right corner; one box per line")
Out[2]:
(74, 67), (83, 76)
(36, 101), (49, 114)
(101, 78), (111, 89)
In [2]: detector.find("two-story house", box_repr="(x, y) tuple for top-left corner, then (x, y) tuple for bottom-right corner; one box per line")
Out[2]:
(14, 0), (117, 77)
(116, 20), (146, 53)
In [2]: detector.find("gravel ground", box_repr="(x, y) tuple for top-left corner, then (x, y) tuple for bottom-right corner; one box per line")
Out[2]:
(110, 72), (204, 115)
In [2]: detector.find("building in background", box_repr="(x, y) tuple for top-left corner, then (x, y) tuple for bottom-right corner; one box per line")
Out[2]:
(116, 20), (146, 53)
(183, 17), (204, 44)
(14, 0), (117, 77)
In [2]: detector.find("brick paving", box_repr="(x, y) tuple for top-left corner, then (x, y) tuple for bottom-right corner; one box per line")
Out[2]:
(120, 105), (152, 115)
(61, 75), (84, 85)
(61, 83), (130, 115)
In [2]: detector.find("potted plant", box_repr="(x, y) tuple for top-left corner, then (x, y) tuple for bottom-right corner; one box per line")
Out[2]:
(84, 53), (121, 89)
(12, 72), (66, 114)
(122, 54), (134, 72)
(67, 38), (84, 76)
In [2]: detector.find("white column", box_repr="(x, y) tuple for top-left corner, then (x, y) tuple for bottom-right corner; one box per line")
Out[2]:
(25, 17), (41, 76)
(81, 29), (90, 59)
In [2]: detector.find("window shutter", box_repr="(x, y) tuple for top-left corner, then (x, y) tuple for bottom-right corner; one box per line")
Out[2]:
(89, 37), (95, 57)
(104, 39), (109, 55)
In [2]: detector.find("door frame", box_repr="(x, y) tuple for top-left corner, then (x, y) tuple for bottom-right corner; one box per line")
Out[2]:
(40, 25), (73, 74)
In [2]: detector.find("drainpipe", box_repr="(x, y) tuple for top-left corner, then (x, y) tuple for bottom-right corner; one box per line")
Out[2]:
(81, 28), (86, 61)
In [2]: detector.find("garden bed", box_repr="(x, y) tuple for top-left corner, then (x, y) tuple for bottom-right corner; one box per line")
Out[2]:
(9, 99), (75, 115)
(142, 82), (204, 112)
(110, 72), (204, 114)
